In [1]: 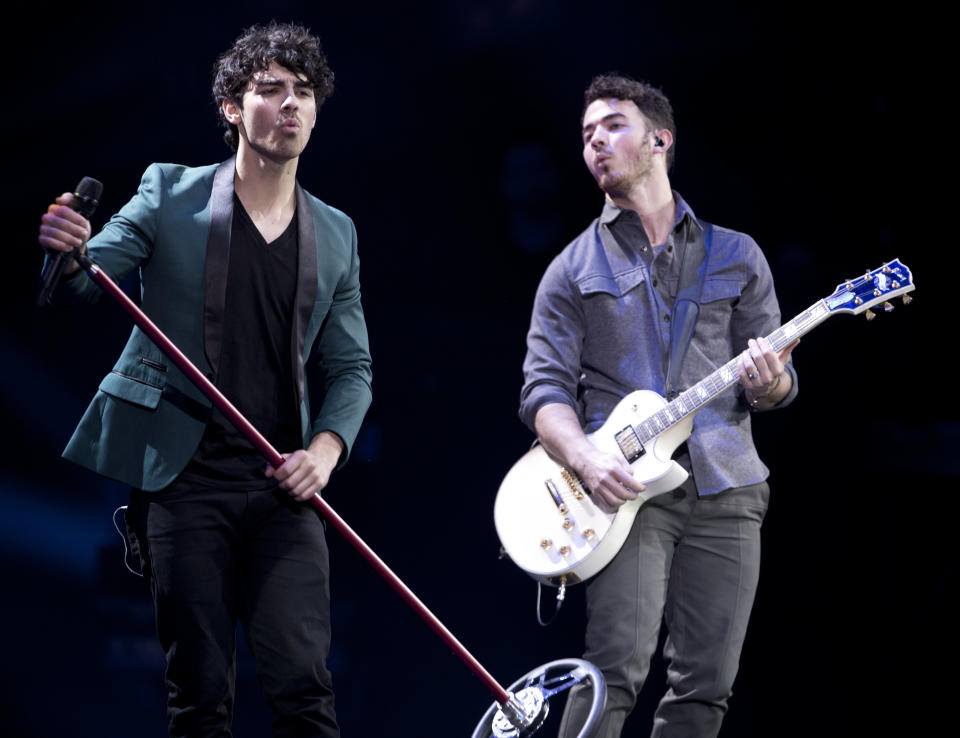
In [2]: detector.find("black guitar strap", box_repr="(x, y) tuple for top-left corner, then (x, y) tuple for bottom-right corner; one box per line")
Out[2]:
(665, 220), (712, 400)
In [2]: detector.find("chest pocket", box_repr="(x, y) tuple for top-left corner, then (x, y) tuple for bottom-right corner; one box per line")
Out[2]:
(576, 264), (646, 300)
(695, 277), (742, 340)
(575, 267), (649, 361)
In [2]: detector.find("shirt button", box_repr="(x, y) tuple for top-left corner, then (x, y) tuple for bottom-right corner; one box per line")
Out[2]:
(663, 314), (671, 322)
(652, 278), (658, 287)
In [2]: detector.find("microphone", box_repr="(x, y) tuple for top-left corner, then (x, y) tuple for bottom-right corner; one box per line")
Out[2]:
(36, 176), (103, 306)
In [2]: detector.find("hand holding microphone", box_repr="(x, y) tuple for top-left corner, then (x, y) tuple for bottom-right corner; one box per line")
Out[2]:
(37, 177), (102, 306)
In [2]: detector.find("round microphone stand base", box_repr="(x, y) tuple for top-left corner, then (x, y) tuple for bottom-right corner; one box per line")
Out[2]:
(472, 658), (606, 738)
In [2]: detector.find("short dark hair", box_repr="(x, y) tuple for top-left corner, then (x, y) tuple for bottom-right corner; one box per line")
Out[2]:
(584, 73), (676, 170)
(212, 22), (335, 151)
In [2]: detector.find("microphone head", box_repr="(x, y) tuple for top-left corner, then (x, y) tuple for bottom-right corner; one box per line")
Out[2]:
(72, 177), (103, 218)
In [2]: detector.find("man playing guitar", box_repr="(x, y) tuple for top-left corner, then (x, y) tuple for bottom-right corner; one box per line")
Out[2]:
(517, 73), (797, 737)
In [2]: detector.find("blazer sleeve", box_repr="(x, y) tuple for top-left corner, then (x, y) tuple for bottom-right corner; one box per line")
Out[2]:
(305, 217), (373, 466)
(52, 164), (166, 304)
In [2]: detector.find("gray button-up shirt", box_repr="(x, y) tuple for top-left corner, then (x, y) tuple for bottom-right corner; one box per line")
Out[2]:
(519, 193), (797, 496)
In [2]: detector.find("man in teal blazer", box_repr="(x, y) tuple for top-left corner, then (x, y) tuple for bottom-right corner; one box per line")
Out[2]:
(38, 23), (370, 738)
(56, 156), (371, 493)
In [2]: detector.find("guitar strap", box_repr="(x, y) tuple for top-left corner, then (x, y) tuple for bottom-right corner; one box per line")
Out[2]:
(664, 220), (712, 400)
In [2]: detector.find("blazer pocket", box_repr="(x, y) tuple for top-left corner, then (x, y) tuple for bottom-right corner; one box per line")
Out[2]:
(99, 369), (165, 410)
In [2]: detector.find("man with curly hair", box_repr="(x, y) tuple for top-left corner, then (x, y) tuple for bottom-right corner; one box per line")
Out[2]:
(518, 73), (798, 736)
(37, 22), (370, 737)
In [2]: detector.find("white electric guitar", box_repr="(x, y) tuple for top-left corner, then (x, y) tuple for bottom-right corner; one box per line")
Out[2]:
(495, 259), (915, 586)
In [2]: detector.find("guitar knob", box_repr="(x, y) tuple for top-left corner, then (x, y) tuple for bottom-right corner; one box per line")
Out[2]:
(562, 518), (574, 531)
(883, 301), (894, 312)
(558, 546), (571, 557)
(583, 528), (596, 540)
(902, 294), (913, 305)
(540, 539), (552, 550)
(865, 309), (876, 321)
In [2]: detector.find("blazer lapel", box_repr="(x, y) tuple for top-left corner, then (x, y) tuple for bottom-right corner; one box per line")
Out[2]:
(292, 182), (318, 404)
(203, 157), (236, 374)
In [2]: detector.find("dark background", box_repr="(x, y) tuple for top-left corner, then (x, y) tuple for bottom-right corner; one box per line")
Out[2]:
(2, 1), (952, 736)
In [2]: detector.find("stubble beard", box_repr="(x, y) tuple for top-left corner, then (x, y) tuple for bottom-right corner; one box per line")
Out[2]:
(597, 170), (630, 199)
(244, 130), (309, 167)
(595, 149), (653, 199)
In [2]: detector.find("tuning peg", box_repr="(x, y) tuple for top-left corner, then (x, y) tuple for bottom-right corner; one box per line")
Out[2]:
(883, 301), (894, 312)
(902, 294), (913, 305)
(865, 309), (876, 321)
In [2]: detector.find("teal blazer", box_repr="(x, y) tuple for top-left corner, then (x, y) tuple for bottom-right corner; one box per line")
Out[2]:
(59, 158), (373, 491)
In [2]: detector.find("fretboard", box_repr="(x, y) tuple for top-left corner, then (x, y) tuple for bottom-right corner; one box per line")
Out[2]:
(632, 299), (834, 444)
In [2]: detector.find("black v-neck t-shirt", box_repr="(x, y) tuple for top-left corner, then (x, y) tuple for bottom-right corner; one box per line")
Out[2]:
(181, 195), (302, 487)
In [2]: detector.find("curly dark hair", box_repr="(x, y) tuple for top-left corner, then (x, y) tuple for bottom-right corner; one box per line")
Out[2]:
(212, 21), (335, 151)
(584, 73), (676, 170)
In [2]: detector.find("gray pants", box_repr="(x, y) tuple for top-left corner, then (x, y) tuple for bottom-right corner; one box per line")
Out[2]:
(558, 472), (769, 738)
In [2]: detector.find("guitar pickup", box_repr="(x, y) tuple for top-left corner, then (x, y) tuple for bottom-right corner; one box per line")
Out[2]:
(544, 479), (568, 513)
(615, 426), (645, 463)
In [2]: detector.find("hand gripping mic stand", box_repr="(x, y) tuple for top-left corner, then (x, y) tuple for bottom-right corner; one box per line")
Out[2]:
(69, 247), (606, 738)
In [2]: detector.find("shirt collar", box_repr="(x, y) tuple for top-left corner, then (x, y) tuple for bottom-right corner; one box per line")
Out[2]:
(599, 191), (700, 233)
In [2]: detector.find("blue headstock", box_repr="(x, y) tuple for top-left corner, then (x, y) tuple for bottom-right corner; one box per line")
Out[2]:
(824, 258), (915, 319)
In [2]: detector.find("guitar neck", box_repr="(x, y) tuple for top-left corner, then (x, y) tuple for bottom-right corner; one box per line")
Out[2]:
(632, 299), (833, 444)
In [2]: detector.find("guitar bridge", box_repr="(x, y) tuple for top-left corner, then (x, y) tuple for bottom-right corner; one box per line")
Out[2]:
(560, 467), (588, 499)
(615, 425), (645, 463)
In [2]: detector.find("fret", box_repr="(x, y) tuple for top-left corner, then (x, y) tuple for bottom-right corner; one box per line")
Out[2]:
(627, 298), (831, 443)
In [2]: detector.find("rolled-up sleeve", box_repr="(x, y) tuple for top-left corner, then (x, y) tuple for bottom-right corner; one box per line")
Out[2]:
(731, 235), (798, 411)
(519, 254), (586, 432)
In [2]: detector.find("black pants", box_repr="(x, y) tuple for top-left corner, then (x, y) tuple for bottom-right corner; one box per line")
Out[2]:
(128, 479), (339, 738)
